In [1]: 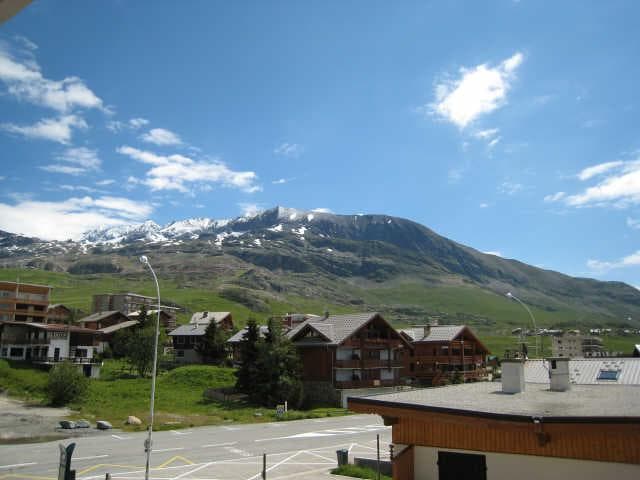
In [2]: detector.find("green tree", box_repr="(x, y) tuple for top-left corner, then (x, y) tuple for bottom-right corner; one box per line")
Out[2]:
(112, 323), (163, 377)
(234, 317), (260, 393)
(197, 319), (229, 363)
(251, 318), (303, 407)
(137, 304), (149, 328)
(46, 362), (89, 406)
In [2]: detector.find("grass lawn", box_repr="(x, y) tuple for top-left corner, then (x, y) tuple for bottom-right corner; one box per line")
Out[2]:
(331, 464), (391, 480)
(0, 360), (347, 430)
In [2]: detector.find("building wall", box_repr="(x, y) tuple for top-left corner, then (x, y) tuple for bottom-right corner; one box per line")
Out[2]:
(298, 346), (334, 381)
(413, 446), (640, 480)
(0, 281), (50, 323)
(174, 348), (202, 364)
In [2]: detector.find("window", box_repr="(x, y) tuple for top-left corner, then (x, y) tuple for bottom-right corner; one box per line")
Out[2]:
(438, 451), (486, 480)
(10, 347), (24, 357)
(597, 369), (619, 381)
(176, 336), (184, 345)
(176, 350), (184, 357)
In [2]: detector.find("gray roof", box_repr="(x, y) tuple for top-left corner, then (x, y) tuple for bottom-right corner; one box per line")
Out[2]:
(400, 325), (466, 342)
(525, 358), (640, 385)
(77, 311), (127, 323)
(189, 311), (231, 325)
(98, 320), (139, 334)
(348, 382), (640, 419)
(288, 312), (384, 346)
(169, 323), (208, 336)
(227, 325), (270, 343)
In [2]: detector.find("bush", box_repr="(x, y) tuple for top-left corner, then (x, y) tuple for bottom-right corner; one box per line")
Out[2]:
(46, 362), (89, 406)
(330, 465), (391, 480)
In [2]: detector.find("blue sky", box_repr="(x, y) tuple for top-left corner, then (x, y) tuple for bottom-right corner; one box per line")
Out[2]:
(0, 1), (639, 287)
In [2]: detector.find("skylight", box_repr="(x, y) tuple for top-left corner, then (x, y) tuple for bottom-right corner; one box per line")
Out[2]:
(597, 369), (620, 381)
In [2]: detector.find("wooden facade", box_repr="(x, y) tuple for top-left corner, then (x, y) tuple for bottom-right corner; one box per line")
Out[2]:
(404, 326), (489, 385)
(349, 399), (640, 479)
(0, 281), (50, 323)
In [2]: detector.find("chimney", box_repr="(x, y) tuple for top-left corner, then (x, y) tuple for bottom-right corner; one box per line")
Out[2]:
(423, 324), (431, 339)
(501, 359), (525, 393)
(548, 358), (571, 392)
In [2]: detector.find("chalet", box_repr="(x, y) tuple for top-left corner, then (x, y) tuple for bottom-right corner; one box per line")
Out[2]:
(349, 358), (640, 480)
(401, 324), (489, 385)
(169, 312), (233, 363)
(189, 311), (234, 331)
(287, 312), (411, 405)
(0, 321), (102, 377)
(77, 310), (130, 330)
(129, 309), (176, 332)
(46, 304), (73, 323)
(227, 325), (270, 363)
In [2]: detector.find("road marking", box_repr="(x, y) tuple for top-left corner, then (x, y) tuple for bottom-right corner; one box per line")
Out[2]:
(158, 456), (194, 468)
(0, 475), (53, 480)
(223, 447), (252, 457)
(152, 448), (184, 453)
(170, 461), (214, 480)
(245, 451), (302, 480)
(170, 430), (191, 436)
(221, 426), (239, 431)
(111, 435), (131, 440)
(201, 442), (237, 448)
(74, 456), (109, 461)
(0, 465), (37, 471)
(304, 450), (336, 463)
(77, 463), (141, 476)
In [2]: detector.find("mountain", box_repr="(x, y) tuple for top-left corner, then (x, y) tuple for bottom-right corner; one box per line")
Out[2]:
(1, 206), (639, 330)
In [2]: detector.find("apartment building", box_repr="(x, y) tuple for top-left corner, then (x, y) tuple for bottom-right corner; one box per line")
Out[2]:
(0, 281), (51, 323)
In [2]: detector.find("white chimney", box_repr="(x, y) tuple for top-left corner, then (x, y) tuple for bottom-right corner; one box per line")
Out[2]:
(501, 359), (525, 393)
(548, 358), (571, 392)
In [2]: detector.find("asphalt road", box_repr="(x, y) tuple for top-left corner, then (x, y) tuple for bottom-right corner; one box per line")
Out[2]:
(0, 414), (391, 480)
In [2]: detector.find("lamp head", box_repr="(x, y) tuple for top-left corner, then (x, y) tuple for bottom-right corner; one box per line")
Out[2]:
(506, 292), (513, 298)
(139, 255), (149, 265)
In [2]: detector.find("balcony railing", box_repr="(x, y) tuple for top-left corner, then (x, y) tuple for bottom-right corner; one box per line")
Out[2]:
(32, 356), (101, 365)
(0, 336), (51, 344)
(335, 379), (398, 389)
(335, 359), (404, 369)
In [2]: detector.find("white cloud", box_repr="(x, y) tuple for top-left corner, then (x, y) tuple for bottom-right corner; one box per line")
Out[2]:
(627, 217), (640, 230)
(311, 207), (333, 213)
(577, 161), (625, 181)
(96, 179), (115, 186)
(0, 195), (152, 241)
(117, 145), (260, 193)
(487, 137), (501, 149)
(0, 41), (104, 112)
(129, 117), (149, 129)
(106, 120), (124, 132)
(429, 52), (524, 128)
(587, 250), (640, 273)
(60, 184), (98, 193)
(272, 178), (288, 184)
(565, 159), (640, 207)
(41, 147), (101, 175)
(479, 203), (489, 208)
(1, 115), (87, 144)
(448, 168), (463, 184)
(474, 128), (500, 140)
(544, 191), (566, 203)
(140, 128), (182, 146)
(239, 203), (263, 217)
(274, 142), (303, 158)
(499, 181), (523, 195)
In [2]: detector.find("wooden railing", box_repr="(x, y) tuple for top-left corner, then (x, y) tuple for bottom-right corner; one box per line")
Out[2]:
(335, 379), (398, 389)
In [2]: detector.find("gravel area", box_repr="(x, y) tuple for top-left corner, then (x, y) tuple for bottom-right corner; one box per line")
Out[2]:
(0, 394), (73, 443)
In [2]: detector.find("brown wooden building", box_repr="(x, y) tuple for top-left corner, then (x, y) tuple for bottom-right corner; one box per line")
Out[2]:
(349, 375), (640, 479)
(0, 281), (50, 323)
(46, 304), (73, 323)
(287, 312), (411, 389)
(401, 325), (490, 385)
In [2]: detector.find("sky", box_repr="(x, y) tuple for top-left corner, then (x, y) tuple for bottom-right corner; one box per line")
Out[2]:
(0, 1), (639, 287)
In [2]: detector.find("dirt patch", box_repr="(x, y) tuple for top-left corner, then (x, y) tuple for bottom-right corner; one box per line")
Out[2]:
(0, 394), (72, 443)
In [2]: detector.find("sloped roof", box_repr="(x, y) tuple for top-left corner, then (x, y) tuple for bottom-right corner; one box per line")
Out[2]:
(0, 321), (98, 334)
(287, 312), (407, 346)
(47, 304), (71, 311)
(525, 358), (640, 385)
(98, 320), (139, 334)
(169, 323), (208, 336)
(401, 325), (466, 342)
(227, 325), (270, 343)
(189, 311), (231, 325)
(77, 311), (128, 324)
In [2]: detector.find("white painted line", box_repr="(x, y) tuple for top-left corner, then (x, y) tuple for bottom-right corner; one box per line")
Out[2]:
(170, 430), (191, 436)
(304, 450), (336, 463)
(201, 441), (237, 448)
(245, 451), (302, 480)
(312, 419), (329, 423)
(347, 443), (356, 453)
(111, 434), (131, 440)
(222, 426), (239, 431)
(170, 461), (214, 480)
(75, 455), (110, 461)
(224, 446), (252, 457)
(153, 447), (185, 453)
(0, 463), (37, 470)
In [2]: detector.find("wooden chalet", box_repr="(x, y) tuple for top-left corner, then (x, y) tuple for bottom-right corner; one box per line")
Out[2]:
(46, 304), (73, 323)
(287, 312), (411, 390)
(401, 324), (489, 385)
(189, 311), (234, 331)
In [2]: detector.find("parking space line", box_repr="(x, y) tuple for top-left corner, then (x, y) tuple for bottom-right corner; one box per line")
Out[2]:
(170, 461), (214, 480)
(153, 448), (184, 453)
(75, 456), (109, 461)
(245, 451), (302, 480)
(201, 442), (237, 448)
(0, 465), (37, 471)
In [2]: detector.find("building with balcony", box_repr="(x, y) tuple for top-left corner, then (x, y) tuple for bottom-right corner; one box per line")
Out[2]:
(91, 292), (179, 317)
(0, 321), (102, 377)
(287, 312), (411, 404)
(46, 304), (73, 323)
(552, 332), (604, 358)
(401, 324), (490, 386)
(169, 312), (234, 363)
(0, 281), (50, 323)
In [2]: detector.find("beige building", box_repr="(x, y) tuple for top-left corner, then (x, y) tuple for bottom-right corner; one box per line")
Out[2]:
(0, 281), (50, 323)
(552, 333), (604, 357)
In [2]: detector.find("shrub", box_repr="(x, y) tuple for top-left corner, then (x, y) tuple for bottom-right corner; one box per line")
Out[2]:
(46, 362), (89, 406)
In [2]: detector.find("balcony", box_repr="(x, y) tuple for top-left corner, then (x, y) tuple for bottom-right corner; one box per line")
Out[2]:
(32, 356), (101, 365)
(0, 336), (50, 345)
(335, 379), (398, 389)
(335, 358), (404, 369)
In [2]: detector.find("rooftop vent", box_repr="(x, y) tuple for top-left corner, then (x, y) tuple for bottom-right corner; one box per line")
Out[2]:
(501, 359), (525, 393)
(548, 358), (570, 392)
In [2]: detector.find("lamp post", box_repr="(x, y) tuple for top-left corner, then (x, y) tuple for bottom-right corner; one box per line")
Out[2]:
(139, 255), (161, 480)
(506, 292), (540, 357)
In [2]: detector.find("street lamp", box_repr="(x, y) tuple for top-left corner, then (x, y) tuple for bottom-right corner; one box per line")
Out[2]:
(139, 255), (161, 480)
(506, 291), (540, 357)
